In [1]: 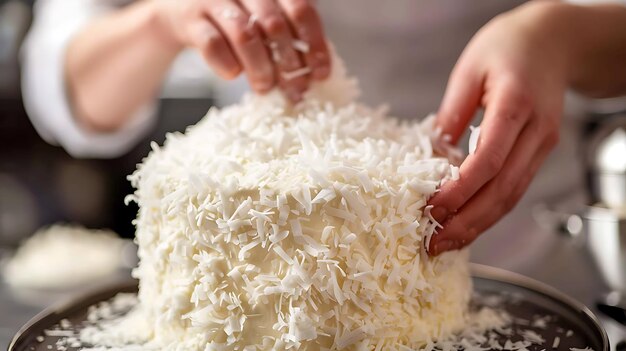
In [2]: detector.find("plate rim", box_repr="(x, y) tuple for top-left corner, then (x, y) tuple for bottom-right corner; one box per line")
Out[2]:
(7, 280), (138, 351)
(8, 264), (609, 351)
(471, 263), (609, 351)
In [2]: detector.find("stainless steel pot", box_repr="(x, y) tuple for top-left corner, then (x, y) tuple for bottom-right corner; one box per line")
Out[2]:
(586, 205), (626, 293)
(533, 203), (626, 293)
(587, 117), (626, 210)
(579, 115), (626, 294)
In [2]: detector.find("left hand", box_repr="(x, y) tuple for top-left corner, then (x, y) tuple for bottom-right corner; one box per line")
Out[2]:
(156, 0), (330, 101)
(427, 2), (568, 255)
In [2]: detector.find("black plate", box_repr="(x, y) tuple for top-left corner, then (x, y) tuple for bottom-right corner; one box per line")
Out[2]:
(471, 264), (608, 351)
(8, 264), (608, 351)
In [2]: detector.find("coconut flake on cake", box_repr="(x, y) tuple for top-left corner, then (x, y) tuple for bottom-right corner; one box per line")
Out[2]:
(80, 56), (509, 351)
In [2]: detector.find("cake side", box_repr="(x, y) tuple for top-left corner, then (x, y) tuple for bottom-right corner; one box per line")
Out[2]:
(126, 67), (473, 349)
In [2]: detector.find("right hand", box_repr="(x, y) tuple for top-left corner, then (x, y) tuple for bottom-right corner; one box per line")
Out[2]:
(427, 2), (567, 255)
(155, 0), (330, 101)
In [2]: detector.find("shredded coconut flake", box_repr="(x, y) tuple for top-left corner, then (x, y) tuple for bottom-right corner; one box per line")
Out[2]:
(552, 336), (560, 349)
(281, 67), (312, 81)
(2, 225), (127, 289)
(77, 54), (507, 351)
(469, 125), (481, 155)
(292, 40), (310, 53)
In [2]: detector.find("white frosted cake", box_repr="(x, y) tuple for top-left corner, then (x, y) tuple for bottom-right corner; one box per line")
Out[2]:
(122, 60), (476, 350)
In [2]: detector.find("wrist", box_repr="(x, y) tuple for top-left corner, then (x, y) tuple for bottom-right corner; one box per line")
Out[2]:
(521, 2), (597, 89)
(514, 1), (574, 87)
(143, 1), (185, 55)
(535, 2), (626, 97)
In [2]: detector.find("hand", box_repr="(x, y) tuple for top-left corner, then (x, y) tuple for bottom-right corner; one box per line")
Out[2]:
(427, 2), (567, 255)
(156, 0), (330, 101)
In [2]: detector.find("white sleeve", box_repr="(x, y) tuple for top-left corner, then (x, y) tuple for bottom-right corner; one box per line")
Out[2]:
(21, 0), (158, 159)
(566, 0), (626, 5)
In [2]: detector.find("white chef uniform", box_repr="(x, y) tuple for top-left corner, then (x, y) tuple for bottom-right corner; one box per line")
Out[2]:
(21, 0), (245, 158)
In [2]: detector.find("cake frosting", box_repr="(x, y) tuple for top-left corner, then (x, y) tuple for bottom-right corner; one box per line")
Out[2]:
(120, 59), (474, 350)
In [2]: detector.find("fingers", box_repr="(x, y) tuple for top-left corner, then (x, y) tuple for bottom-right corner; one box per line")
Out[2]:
(277, 0), (331, 80)
(436, 62), (483, 144)
(429, 80), (531, 224)
(189, 0), (329, 99)
(204, 0), (275, 93)
(186, 19), (242, 79)
(428, 120), (557, 256)
(239, 0), (309, 101)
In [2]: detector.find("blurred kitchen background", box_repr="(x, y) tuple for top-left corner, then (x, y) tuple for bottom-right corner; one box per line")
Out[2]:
(0, 0), (541, 247)
(0, 0), (217, 247)
(1, 0), (626, 349)
(0, 0), (530, 247)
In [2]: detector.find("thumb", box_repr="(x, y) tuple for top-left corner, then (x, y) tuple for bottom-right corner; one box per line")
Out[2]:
(436, 64), (483, 145)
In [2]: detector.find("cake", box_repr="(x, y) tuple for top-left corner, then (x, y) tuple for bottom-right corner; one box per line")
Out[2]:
(120, 59), (476, 350)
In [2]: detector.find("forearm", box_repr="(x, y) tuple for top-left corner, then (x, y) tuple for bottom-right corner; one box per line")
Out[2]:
(66, 1), (181, 132)
(532, 2), (626, 98)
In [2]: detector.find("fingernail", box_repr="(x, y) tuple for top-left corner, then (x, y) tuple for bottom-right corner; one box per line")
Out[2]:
(431, 240), (457, 256)
(430, 240), (455, 256)
(286, 89), (302, 102)
(430, 206), (449, 224)
(312, 52), (330, 80)
(313, 65), (330, 80)
(253, 80), (274, 93)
